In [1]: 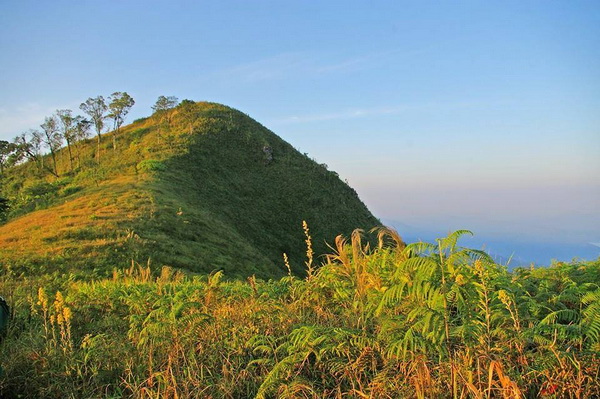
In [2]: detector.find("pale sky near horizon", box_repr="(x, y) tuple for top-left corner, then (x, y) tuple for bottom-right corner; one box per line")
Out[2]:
(1, 1), (599, 260)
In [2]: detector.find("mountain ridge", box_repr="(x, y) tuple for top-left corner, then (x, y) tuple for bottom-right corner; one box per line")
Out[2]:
(0, 101), (380, 278)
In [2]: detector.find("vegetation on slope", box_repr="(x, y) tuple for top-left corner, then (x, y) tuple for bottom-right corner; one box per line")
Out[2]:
(0, 230), (598, 398)
(0, 101), (378, 279)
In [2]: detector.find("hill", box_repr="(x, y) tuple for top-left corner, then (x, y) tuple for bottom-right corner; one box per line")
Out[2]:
(0, 102), (379, 279)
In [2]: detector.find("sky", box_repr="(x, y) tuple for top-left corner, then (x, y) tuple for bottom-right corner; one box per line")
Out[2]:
(1, 1), (599, 264)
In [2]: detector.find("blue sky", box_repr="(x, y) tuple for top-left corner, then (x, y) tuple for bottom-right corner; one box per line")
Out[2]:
(1, 1), (599, 263)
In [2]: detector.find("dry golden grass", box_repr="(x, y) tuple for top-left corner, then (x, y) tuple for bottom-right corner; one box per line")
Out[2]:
(0, 175), (153, 263)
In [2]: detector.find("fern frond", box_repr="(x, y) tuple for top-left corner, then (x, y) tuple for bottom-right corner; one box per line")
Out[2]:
(438, 230), (473, 252)
(405, 240), (437, 254)
(539, 309), (580, 326)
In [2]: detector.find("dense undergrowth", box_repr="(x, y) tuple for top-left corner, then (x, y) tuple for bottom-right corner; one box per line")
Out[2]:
(1, 229), (598, 398)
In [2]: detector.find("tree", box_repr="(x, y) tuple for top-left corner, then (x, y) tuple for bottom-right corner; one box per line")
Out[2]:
(12, 130), (45, 173)
(177, 99), (197, 134)
(80, 96), (107, 163)
(56, 109), (77, 172)
(28, 129), (45, 170)
(152, 95), (179, 118)
(73, 116), (91, 168)
(108, 92), (135, 150)
(40, 116), (62, 177)
(152, 96), (179, 140)
(0, 140), (17, 174)
(12, 134), (32, 165)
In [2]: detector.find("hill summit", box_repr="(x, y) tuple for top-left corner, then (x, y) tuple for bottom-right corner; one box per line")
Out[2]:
(0, 102), (379, 278)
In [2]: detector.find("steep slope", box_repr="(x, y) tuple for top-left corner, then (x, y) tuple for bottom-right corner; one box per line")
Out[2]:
(0, 102), (379, 279)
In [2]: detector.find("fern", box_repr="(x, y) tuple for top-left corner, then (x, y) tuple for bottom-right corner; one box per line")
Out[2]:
(581, 289), (600, 346)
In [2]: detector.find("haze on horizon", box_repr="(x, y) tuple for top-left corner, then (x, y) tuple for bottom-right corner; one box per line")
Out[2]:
(0, 1), (598, 264)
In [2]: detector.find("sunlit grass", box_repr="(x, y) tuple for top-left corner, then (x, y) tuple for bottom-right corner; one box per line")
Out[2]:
(0, 102), (378, 279)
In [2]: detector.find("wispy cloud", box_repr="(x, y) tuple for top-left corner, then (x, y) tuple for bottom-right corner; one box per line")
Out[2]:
(219, 52), (312, 82)
(269, 105), (409, 125)
(314, 49), (407, 74)
(217, 48), (404, 83)
(268, 101), (477, 126)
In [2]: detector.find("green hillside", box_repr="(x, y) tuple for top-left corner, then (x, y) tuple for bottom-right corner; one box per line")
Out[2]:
(0, 102), (379, 279)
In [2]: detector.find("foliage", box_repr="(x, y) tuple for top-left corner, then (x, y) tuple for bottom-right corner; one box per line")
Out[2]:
(0, 141), (17, 174)
(151, 96), (179, 144)
(80, 96), (108, 137)
(56, 109), (77, 172)
(108, 92), (135, 150)
(80, 95), (108, 163)
(152, 96), (179, 114)
(136, 159), (166, 173)
(0, 198), (9, 222)
(0, 232), (598, 398)
(22, 181), (59, 198)
(40, 116), (62, 177)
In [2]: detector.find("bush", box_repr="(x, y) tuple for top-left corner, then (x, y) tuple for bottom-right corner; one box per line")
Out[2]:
(0, 197), (9, 222)
(23, 182), (59, 198)
(60, 185), (82, 196)
(54, 177), (73, 187)
(136, 159), (167, 173)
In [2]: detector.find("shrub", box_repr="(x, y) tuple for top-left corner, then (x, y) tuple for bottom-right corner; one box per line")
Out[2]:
(60, 185), (82, 196)
(54, 177), (73, 187)
(136, 159), (167, 173)
(0, 197), (9, 222)
(23, 181), (59, 198)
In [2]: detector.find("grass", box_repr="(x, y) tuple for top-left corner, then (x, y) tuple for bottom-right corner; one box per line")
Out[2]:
(4, 101), (596, 397)
(0, 102), (379, 279)
(0, 230), (598, 398)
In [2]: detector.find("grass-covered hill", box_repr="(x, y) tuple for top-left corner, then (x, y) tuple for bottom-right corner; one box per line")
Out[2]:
(0, 102), (379, 279)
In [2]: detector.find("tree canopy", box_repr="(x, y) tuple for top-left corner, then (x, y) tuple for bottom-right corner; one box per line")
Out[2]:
(108, 92), (135, 150)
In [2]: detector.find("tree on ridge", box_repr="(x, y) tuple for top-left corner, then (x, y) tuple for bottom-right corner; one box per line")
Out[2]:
(56, 109), (77, 172)
(178, 99), (197, 134)
(40, 116), (62, 177)
(80, 96), (108, 163)
(152, 95), (179, 120)
(152, 96), (179, 144)
(108, 92), (135, 150)
(73, 116), (91, 169)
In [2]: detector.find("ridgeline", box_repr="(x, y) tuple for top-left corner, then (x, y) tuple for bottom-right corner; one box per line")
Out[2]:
(0, 102), (379, 279)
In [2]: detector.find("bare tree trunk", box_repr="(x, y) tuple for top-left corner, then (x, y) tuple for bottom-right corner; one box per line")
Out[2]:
(96, 134), (101, 164)
(66, 141), (73, 172)
(75, 143), (81, 169)
(50, 149), (59, 177)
